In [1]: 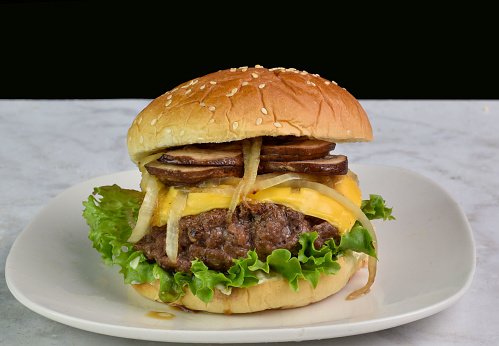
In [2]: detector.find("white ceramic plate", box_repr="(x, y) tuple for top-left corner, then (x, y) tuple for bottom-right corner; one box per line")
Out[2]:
(6, 165), (475, 343)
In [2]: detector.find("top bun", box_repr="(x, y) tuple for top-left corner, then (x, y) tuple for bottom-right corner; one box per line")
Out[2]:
(127, 66), (372, 163)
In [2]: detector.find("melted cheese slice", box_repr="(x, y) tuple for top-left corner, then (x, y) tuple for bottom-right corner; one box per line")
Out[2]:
(152, 175), (361, 235)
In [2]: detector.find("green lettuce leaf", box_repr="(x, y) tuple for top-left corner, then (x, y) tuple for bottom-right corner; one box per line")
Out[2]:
(84, 185), (141, 265)
(83, 185), (187, 301)
(227, 250), (268, 287)
(188, 260), (232, 303)
(335, 222), (377, 259)
(361, 194), (395, 221)
(83, 185), (393, 304)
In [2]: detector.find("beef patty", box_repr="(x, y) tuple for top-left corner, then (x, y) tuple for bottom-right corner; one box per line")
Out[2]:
(134, 202), (340, 273)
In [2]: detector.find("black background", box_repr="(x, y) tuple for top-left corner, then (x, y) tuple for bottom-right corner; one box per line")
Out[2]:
(1, 1), (496, 99)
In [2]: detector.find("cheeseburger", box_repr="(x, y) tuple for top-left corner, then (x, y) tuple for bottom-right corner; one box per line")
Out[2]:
(83, 66), (394, 314)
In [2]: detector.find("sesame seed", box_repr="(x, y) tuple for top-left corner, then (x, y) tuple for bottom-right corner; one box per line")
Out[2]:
(200, 102), (206, 107)
(259, 83), (265, 88)
(150, 118), (157, 126)
(274, 122), (282, 128)
(209, 106), (216, 111)
(232, 122), (239, 130)
(166, 128), (172, 134)
(226, 88), (238, 97)
(140, 135), (144, 143)
(332, 81), (338, 85)
(165, 99), (172, 107)
(325, 81), (331, 85)
(208, 118), (215, 124)
(242, 81), (249, 86)
(256, 118), (263, 125)
(191, 79), (198, 85)
(200, 84), (206, 89)
(210, 81), (217, 85)
(180, 130), (185, 136)
(261, 107), (268, 115)
(171, 88), (178, 92)
(241, 66), (248, 72)
(138, 117), (143, 124)
(230, 68), (237, 72)
(312, 73), (320, 77)
(255, 64), (263, 68)
(185, 89), (191, 94)
(167, 94), (172, 99)
(252, 73), (258, 78)
(307, 81), (316, 87)
(300, 71), (308, 75)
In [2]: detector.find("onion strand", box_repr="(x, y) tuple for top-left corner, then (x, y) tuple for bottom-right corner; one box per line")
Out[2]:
(227, 138), (262, 221)
(127, 172), (159, 243)
(250, 172), (322, 193)
(165, 189), (188, 263)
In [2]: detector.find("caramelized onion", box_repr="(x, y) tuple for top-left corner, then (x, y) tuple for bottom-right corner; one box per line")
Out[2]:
(138, 152), (165, 168)
(250, 172), (322, 192)
(127, 172), (159, 243)
(227, 138), (262, 221)
(346, 169), (359, 186)
(137, 153), (164, 189)
(188, 185), (236, 195)
(165, 189), (188, 263)
(346, 255), (377, 300)
(199, 176), (242, 188)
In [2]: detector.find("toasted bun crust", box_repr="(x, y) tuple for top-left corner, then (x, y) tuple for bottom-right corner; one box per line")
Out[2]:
(127, 66), (372, 163)
(132, 254), (367, 314)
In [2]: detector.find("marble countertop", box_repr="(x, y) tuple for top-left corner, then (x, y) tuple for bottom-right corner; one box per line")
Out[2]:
(1, 99), (497, 345)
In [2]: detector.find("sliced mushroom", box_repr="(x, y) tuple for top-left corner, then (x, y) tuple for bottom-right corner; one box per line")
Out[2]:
(260, 139), (336, 158)
(159, 147), (243, 166)
(145, 161), (243, 185)
(259, 155), (348, 175)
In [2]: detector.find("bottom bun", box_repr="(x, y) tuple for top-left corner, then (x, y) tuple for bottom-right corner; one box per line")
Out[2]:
(132, 253), (367, 314)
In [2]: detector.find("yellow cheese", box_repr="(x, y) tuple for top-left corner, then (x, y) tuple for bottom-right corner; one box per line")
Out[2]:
(152, 175), (361, 235)
(152, 186), (234, 227)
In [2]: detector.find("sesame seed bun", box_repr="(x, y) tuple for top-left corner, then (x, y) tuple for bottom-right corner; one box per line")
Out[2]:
(127, 66), (373, 163)
(132, 254), (367, 314)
